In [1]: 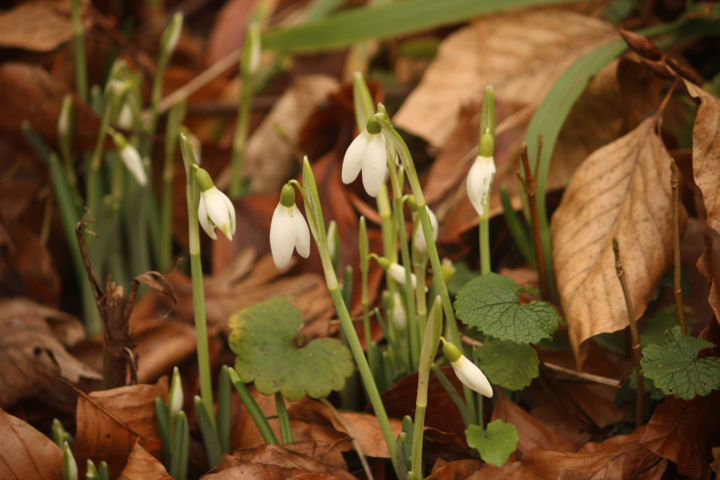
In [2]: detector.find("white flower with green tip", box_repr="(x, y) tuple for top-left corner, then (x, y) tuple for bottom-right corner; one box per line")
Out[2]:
(270, 183), (311, 269)
(442, 338), (493, 398)
(466, 154), (495, 217)
(342, 118), (388, 198)
(413, 205), (438, 254)
(111, 131), (147, 186)
(194, 165), (236, 241)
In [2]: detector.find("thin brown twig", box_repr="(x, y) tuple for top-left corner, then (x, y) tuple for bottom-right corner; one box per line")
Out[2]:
(519, 141), (550, 301)
(670, 159), (687, 335)
(612, 238), (644, 427)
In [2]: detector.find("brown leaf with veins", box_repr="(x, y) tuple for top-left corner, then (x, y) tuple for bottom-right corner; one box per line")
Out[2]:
(394, 9), (616, 147)
(640, 393), (720, 479)
(0, 299), (101, 409)
(73, 379), (168, 478)
(0, 1), (90, 52)
(118, 441), (172, 480)
(551, 117), (682, 367)
(0, 408), (63, 480)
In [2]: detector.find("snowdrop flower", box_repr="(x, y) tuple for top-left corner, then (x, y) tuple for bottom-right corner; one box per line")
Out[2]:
(391, 292), (407, 331)
(413, 205), (438, 254)
(442, 338), (493, 398)
(110, 131), (147, 186)
(270, 183), (311, 268)
(162, 12), (183, 57)
(63, 441), (78, 480)
(342, 118), (388, 197)
(194, 165), (236, 240)
(245, 23), (262, 75)
(168, 366), (184, 415)
(466, 154), (495, 217)
(375, 256), (417, 288)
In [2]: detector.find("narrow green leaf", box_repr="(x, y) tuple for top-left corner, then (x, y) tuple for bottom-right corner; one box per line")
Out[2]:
(153, 397), (171, 469)
(263, 0), (585, 53)
(194, 396), (222, 468)
(466, 419), (518, 467)
(477, 339), (539, 391)
(642, 326), (720, 400)
(455, 273), (558, 344)
(229, 297), (353, 401)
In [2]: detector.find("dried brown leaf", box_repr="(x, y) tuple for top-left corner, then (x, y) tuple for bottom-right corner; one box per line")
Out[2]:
(0, 408), (63, 480)
(73, 379), (168, 477)
(0, 1), (76, 52)
(118, 441), (172, 480)
(640, 393), (720, 479)
(394, 9), (616, 147)
(4, 225), (61, 306)
(0, 299), (100, 408)
(551, 118), (681, 366)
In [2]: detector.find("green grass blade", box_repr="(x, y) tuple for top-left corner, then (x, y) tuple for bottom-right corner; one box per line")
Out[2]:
(263, 0), (585, 53)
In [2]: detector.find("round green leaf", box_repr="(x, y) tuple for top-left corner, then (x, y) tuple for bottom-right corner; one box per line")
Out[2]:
(228, 297), (353, 401)
(641, 326), (720, 401)
(466, 419), (518, 467)
(477, 339), (538, 391)
(455, 273), (558, 344)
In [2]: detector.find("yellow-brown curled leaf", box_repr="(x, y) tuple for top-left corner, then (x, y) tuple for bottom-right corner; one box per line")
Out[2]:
(551, 117), (681, 367)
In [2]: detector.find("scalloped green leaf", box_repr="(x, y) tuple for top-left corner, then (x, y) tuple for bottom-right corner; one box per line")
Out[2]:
(228, 297), (353, 401)
(454, 273), (558, 344)
(477, 339), (539, 391)
(641, 326), (720, 401)
(466, 419), (518, 467)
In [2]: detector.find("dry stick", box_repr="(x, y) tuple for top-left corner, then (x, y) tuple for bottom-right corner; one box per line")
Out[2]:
(520, 142), (550, 301)
(612, 238), (644, 427)
(671, 159), (687, 335)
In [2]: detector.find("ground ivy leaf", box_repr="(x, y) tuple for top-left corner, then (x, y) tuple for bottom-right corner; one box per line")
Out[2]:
(477, 339), (538, 391)
(465, 419), (518, 467)
(454, 273), (558, 344)
(228, 297), (353, 401)
(641, 326), (720, 401)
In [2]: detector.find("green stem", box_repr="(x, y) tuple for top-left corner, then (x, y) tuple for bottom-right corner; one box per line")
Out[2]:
(479, 216), (490, 275)
(230, 75), (253, 198)
(430, 364), (474, 426)
(228, 368), (278, 445)
(275, 393), (293, 444)
(186, 167), (215, 428)
(70, 0), (87, 102)
(217, 366), (232, 453)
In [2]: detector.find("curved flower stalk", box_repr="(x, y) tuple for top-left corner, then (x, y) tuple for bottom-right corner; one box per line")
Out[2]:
(195, 166), (236, 241)
(442, 338), (493, 398)
(342, 118), (388, 197)
(270, 183), (311, 268)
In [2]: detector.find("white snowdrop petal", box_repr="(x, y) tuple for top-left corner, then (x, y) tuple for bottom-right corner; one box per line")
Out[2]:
(293, 206), (311, 258)
(361, 133), (388, 197)
(197, 197), (217, 240)
(221, 190), (237, 237)
(270, 205), (294, 268)
(387, 263), (417, 288)
(453, 356), (493, 398)
(466, 156), (495, 217)
(120, 145), (147, 186)
(341, 132), (366, 184)
(202, 187), (234, 240)
(414, 206), (438, 253)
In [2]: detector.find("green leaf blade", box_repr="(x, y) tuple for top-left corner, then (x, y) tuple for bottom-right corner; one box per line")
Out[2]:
(229, 297), (353, 401)
(455, 273), (558, 344)
(641, 326), (720, 401)
(477, 339), (539, 391)
(466, 419), (519, 467)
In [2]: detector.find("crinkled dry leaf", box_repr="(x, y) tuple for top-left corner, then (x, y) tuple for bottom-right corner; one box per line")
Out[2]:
(207, 0), (257, 65)
(118, 441), (172, 480)
(4, 226), (61, 306)
(0, 408), (63, 480)
(394, 9), (616, 147)
(551, 118), (681, 366)
(0, 299), (100, 408)
(202, 444), (356, 480)
(640, 393), (720, 479)
(73, 379), (168, 478)
(0, 1), (83, 52)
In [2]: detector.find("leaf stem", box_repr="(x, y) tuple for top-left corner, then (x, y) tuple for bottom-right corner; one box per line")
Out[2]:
(228, 368), (279, 445)
(275, 393), (293, 444)
(671, 159), (686, 335)
(612, 238), (644, 427)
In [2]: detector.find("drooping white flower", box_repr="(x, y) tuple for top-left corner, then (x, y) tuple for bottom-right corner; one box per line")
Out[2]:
(413, 205), (438, 254)
(111, 131), (147, 186)
(466, 155), (496, 217)
(63, 441), (78, 480)
(442, 338), (493, 398)
(375, 256), (417, 288)
(270, 184), (311, 269)
(195, 166), (236, 241)
(342, 119), (388, 198)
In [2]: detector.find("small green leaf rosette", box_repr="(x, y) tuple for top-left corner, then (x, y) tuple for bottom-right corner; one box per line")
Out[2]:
(641, 326), (720, 401)
(228, 297), (353, 401)
(455, 273), (558, 344)
(465, 419), (518, 467)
